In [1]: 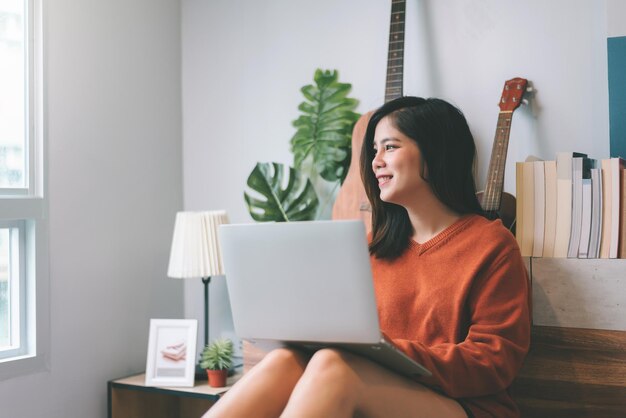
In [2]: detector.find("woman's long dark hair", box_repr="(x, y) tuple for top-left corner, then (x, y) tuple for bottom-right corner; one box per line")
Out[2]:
(360, 96), (484, 260)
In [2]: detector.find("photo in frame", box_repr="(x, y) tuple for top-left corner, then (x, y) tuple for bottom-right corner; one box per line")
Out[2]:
(145, 318), (198, 387)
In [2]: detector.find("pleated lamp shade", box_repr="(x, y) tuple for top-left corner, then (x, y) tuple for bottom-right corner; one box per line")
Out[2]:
(167, 210), (229, 279)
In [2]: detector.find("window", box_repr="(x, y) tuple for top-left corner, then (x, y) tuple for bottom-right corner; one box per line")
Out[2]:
(0, 0), (47, 377)
(0, 228), (12, 347)
(0, 222), (25, 357)
(0, 0), (27, 190)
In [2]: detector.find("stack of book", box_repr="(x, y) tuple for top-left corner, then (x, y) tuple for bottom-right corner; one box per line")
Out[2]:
(515, 154), (626, 258)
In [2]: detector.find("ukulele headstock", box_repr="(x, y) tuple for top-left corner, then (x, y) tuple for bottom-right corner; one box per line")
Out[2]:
(498, 77), (529, 112)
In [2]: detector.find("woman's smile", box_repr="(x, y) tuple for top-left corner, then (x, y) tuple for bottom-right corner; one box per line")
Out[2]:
(372, 116), (428, 206)
(377, 174), (393, 187)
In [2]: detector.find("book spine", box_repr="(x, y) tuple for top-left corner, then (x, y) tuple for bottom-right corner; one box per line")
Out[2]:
(599, 159), (612, 258)
(542, 161), (558, 257)
(554, 153), (573, 258)
(533, 161), (545, 257)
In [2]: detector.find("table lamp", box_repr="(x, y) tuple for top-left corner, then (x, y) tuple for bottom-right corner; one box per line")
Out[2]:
(167, 210), (229, 349)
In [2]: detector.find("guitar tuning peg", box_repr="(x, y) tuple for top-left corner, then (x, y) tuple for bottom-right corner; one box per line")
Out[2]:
(522, 98), (529, 106)
(526, 86), (534, 93)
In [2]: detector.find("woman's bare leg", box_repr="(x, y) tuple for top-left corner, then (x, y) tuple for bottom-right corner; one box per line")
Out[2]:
(204, 348), (309, 418)
(281, 348), (467, 418)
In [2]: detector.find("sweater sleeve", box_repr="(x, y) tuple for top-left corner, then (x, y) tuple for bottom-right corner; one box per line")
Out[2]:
(389, 249), (531, 398)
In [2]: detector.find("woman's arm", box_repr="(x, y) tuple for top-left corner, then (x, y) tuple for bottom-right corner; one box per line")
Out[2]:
(390, 249), (531, 398)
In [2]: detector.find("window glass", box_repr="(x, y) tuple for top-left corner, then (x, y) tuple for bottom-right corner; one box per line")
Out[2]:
(0, 0), (27, 188)
(0, 228), (9, 348)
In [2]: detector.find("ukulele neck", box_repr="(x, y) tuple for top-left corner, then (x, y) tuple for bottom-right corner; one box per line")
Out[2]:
(483, 111), (513, 212)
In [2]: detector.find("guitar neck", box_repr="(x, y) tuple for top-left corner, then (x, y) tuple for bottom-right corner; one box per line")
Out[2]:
(483, 111), (513, 212)
(384, 0), (406, 103)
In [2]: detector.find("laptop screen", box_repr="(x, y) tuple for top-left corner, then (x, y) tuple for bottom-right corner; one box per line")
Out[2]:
(219, 220), (381, 344)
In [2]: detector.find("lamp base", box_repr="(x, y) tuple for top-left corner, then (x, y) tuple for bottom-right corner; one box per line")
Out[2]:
(195, 363), (208, 381)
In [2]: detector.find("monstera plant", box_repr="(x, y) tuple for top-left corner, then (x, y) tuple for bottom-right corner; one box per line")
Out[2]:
(244, 162), (319, 222)
(244, 69), (360, 222)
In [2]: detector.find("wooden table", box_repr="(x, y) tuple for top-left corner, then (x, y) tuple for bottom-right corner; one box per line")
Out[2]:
(108, 372), (240, 418)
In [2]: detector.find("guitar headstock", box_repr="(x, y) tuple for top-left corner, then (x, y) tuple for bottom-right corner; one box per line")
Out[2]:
(498, 77), (528, 112)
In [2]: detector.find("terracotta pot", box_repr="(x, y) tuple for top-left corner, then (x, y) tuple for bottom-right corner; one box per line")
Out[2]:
(206, 369), (228, 387)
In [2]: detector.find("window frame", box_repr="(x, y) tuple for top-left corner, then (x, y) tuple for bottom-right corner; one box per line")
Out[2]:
(0, 0), (32, 195)
(0, 0), (49, 380)
(0, 220), (27, 359)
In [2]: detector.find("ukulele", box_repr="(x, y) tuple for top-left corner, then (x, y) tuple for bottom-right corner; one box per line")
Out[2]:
(332, 0), (406, 232)
(476, 77), (530, 232)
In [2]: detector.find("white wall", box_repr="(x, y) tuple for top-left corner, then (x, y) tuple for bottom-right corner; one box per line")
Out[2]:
(608, 0), (626, 37)
(182, 0), (612, 220)
(181, 0), (614, 345)
(0, 0), (184, 417)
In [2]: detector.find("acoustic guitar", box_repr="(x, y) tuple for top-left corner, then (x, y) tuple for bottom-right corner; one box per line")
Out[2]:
(476, 77), (530, 232)
(332, 0), (406, 233)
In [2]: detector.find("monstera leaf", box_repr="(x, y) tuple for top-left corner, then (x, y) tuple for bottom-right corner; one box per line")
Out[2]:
(290, 69), (360, 184)
(244, 162), (319, 222)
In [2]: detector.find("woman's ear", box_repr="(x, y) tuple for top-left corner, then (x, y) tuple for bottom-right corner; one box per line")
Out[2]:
(420, 158), (429, 181)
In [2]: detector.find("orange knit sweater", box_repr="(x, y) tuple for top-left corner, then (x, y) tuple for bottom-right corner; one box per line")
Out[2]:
(371, 214), (530, 418)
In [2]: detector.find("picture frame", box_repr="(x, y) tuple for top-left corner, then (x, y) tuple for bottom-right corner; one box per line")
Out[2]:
(145, 319), (198, 387)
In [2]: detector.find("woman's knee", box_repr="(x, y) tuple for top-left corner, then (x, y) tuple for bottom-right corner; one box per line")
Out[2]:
(305, 348), (360, 385)
(256, 347), (308, 372)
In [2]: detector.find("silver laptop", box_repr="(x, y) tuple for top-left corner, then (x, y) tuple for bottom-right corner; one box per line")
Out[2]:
(219, 220), (431, 379)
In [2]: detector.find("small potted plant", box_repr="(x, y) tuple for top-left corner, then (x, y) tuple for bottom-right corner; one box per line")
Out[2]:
(199, 338), (234, 388)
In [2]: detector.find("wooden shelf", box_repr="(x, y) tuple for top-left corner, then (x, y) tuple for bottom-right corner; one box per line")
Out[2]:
(511, 326), (626, 418)
(512, 258), (626, 417)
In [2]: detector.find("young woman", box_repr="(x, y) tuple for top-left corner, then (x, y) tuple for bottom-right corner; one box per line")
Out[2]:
(205, 97), (530, 418)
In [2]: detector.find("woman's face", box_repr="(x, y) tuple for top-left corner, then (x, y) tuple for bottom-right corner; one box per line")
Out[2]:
(371, 116), (429, 207)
